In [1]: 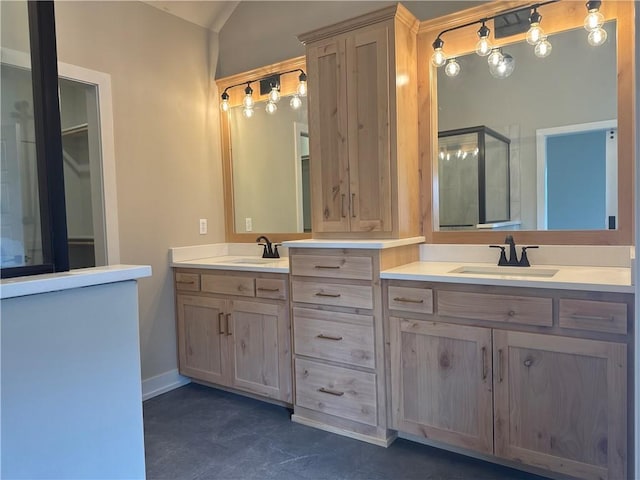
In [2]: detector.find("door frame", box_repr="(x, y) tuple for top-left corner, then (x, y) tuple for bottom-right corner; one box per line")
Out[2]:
(1, 47), (120, 264)
(536, 119), (617, 230)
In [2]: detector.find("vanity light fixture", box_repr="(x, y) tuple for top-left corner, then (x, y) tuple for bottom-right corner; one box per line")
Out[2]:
(219, 68), (307, 118)
(525, 8), (544, 45)
(430, 0), (610, 80)
(584, 1), (608, 46)
(475, 22), (492, 57)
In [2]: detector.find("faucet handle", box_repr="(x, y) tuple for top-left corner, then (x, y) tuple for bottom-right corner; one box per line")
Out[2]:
(489, 245), (508, 266)
(272, 244), (281, 259)
(519, 246), (539, 267)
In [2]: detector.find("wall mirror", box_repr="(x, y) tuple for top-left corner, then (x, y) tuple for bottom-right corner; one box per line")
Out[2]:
(218, 57), (311, 242)
(419, 1), (635, 244)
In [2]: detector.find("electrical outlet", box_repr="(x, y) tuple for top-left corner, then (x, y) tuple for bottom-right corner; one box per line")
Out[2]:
(199, 218), (207, 235)
(245, 217), (252, 232)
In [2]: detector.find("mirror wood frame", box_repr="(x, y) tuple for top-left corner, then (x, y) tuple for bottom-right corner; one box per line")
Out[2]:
(216, 56), (311, 243)
(418, 0), (635, 245)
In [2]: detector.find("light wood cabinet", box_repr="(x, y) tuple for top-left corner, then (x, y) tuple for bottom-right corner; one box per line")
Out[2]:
(175, 269), (292, 404)
(300, 4), (420, 238)
(493, 330), (627, 480)
(390, 318), (493, 454)
(385, 281), (632, 480)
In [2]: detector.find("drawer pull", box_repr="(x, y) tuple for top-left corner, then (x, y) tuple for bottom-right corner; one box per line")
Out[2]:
(315, 292), (341, 298)
(498, 349), (504, 383)
(177, 280), (195, 285)
(351, 193), (356, 218)
(570, 314), (615, 322)
(393, 297), (424, 304)
(341, 194), (347, 218)
(314, 265), (341, 269)
(318, 387), (344, 397)
(481, 346), (487, 380)
(226, 313), (232, 336)
(218, 312), (225, 335)
(316, 334), (343, 341)
(257, 287), (280, 292)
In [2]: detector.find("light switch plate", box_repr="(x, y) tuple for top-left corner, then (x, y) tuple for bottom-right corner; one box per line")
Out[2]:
(245, 217), (252, 232)
(199, 219), (207, 235)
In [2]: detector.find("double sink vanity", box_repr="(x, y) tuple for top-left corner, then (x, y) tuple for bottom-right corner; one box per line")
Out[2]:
(196, 1), (636, 478)
(171, 240), (633, 480)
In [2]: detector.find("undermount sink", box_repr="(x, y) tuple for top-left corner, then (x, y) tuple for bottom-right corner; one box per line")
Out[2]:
(223, 257), (280, 265)
(449, 265), (559, 278)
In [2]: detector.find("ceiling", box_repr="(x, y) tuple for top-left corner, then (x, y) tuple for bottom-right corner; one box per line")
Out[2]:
(141, 1), (239, 32)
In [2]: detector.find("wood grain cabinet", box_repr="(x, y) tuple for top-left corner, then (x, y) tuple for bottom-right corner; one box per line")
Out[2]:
(386, 281), (631, 480)
(299, 4), (420, 238)
(175, 269), (292, 404)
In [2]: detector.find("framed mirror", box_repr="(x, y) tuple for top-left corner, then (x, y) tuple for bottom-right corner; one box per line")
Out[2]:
(418, 1), (635, 244)
(218, 56), (312, 242)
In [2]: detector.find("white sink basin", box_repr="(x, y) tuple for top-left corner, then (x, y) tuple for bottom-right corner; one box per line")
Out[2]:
(223, 258), (280, 265)
(449, 265), (559, 278)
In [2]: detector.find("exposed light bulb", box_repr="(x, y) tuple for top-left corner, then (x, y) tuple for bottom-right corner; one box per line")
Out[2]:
(220, 92), (230, 112)
(444, 58), (461, 77)
(431, 38), (447, 67)
(584, 10), (604, 30)
(487, 48), (503, 67)
(534, 37), (552, 58)
(268, 85), (281, 103)
(242, 85), (254, 109)
(439, 151), (445, 161)
(290, 94), (302, 110)
(265, 101), (278, 114)
(489, 53), (515, 79)
(526, 10), (543, 45)
(297, 72), (307, 97)
(475, 24), (492, 57)
(588, 27), (607, 46)
(242, 106), (254, 118)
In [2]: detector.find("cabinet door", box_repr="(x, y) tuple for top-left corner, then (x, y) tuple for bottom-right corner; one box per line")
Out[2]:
(307, 38), (350, 233)
(228, 299), (291, 403)
(390, 318), (493, 454)
(346, 27), (391, 233)
(176, 295), (228, 385)
(493, 330), (627, 480)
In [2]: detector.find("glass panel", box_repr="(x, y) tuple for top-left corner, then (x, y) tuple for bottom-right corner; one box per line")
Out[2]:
(438, 132), (479, 229)
(0, 1), (43, 268)
(484, 134), (510, 222)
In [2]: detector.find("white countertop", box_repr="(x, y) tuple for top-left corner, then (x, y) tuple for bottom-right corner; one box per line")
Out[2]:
(1, 264), (152, 299)
(282, 236), (425, 249)
(171, 255), (289, 274)
(381, 261), (633, 293)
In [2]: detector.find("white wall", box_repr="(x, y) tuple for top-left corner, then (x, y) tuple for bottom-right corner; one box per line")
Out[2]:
(2, 281), (146, 479)
(49, 1), (226, 383)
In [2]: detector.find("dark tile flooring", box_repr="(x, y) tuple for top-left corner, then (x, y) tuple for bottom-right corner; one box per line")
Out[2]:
(143, 383), (549, 480)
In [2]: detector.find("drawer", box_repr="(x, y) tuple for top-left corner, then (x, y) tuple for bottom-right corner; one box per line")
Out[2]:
(295, 358), (377, 426)
(175, 272), (200, 292)
(291, 254), (373, 280)
(293, 308), (375, 368)
(201, 274), (255, 297)
(559, 299), (627, 334)
(292, 280), (373, 309)
(256, 278), (287, 300)
(388, 286), (433, 314)
(438, 290), (552, 327)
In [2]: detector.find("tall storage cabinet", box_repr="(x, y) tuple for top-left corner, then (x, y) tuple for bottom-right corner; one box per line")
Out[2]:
(299, 5), (420, 238)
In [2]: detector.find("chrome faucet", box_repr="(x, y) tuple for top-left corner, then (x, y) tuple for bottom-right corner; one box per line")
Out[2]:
(256, 235), (280, 259)
(489, 235), (538, 267)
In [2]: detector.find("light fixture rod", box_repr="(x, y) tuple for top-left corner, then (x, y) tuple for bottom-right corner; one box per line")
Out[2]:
(434, 0), (559, 41)
(221, 68), (306, 97)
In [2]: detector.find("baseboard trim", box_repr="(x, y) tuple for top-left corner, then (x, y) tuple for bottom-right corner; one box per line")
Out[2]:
(291, 414), (395, 447)
(142, 369), (190, 401)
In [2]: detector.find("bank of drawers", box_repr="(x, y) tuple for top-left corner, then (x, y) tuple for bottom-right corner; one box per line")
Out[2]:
(291, 252), (378, 424)
(386, 283), (628, 334)
(174, 270), (287, 300)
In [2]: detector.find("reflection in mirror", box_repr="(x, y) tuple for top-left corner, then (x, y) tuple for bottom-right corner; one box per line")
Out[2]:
(436, 22), (617, 232)
(229, 95), (309, 233)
